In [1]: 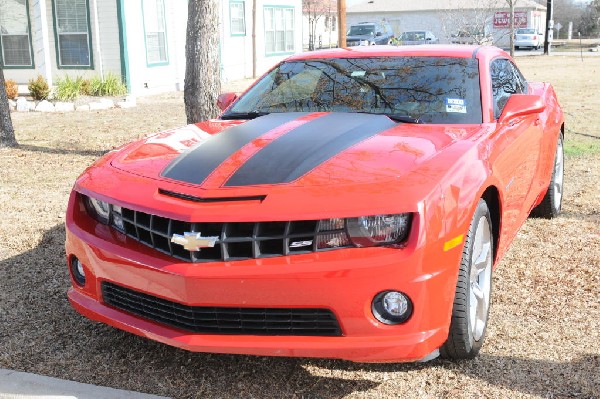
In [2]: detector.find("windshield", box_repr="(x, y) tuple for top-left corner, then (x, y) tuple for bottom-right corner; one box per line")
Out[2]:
(517, 29), (536, 34)
(401, 32), (426, 41)
(225, 57), (482, 124)
(347, 25), (375, 36)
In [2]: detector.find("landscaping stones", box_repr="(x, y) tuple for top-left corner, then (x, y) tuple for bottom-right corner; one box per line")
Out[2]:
(54, 102), (75, 112)
(117, 96), (136, 109)
(9, 96), (132, 113)
(35, 100), (55, 112)
(15, 97), (32, 112)
(89, 100), (113, 111)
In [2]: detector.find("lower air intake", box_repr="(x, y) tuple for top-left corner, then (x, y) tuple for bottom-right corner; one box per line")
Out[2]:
(101, 282), (343, 336)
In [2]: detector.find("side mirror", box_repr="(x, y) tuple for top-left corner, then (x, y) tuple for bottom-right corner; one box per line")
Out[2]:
(376, 31), (382, 36)
(498, 94), (545, 123)
(217, 92), (238, 111)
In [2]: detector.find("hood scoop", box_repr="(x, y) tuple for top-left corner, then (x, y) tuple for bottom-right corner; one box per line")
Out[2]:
(158, 189), (266, 203)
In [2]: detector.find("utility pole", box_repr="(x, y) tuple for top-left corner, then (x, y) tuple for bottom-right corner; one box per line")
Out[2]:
(337, 0), (346, 48)
(509, 0), (515, 57)
(252, 0), (257, 78)
(543, 0), (553, 55)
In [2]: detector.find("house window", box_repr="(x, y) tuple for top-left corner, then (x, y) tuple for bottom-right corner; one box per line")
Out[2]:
(264, 6), (294, 55)
(53, 0), (92, 68)
(230, 1), (245, 36)
(0, 0), (33, 67)
(143, 0), (168, 65)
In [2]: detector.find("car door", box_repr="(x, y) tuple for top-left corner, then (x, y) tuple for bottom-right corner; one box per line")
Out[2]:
(489, 58), (544, 235)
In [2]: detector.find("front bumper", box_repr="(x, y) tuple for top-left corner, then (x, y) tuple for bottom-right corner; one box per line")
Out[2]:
(65, 196), (462, 363)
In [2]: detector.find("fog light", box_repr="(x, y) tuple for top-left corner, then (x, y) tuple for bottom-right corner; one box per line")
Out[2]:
(70, 257), (86, 287)
(372, 291), (412, 325)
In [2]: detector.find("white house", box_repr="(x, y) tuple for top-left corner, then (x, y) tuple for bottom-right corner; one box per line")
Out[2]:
(346, 0), (547, 47)
(1, 0), (303, 95)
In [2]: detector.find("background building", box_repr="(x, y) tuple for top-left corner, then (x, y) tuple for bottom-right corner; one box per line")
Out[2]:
(346, 0), (547, 47)
(1, 0), (303, 95)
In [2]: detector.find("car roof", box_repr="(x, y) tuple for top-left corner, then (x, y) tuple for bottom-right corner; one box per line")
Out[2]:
(285, 45), (509, 61)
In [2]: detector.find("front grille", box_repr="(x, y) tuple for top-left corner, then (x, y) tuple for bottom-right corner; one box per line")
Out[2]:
(102, 282), (343, 336)
(119, 207), (351, 263)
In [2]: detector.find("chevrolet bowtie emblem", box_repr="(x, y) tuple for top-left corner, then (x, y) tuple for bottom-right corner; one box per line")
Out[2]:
(171, 232), (219, 252)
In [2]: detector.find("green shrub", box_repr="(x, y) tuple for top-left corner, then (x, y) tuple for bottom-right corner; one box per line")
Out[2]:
(55, 75), (83, 101)
(89, 76), (104, 96)
(80, 79), (92, 96)
(28, 75), (50, 100)
(90, 72), (127, 96)
(4, 79), (18, 99)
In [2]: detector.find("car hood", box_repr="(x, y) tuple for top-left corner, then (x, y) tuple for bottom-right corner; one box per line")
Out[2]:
(108, 112), (482, 190)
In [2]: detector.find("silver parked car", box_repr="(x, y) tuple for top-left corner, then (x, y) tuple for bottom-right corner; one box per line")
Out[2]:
(399, 31), (439, 45)
(515, 28), (544, 50)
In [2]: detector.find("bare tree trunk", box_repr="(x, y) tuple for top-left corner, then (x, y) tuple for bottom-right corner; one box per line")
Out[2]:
(0, 68), (18, 148)
(509, 0), (515, 57)
(184, 0), (221, 124)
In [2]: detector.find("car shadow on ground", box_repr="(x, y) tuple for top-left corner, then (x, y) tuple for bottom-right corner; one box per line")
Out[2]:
(16, 144), (108, 157)
(313, 353), (599, 398)
(2, 224), (597, 398)
(0, 224), (378, 398)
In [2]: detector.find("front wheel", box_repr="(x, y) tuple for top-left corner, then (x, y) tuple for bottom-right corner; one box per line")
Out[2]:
(530, 133), (564, 218)
(440, 199), (493, 360)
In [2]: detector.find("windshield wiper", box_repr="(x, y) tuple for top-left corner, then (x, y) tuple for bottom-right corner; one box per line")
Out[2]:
(220, 111), (270, 120)
(384, 114), (423, 124)
(358, 112), (422, 124)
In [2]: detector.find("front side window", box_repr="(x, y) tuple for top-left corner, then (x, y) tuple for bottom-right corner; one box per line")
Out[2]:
(0, 0), (33, 67)
(230, 1), (245, 36)
(53, 0), (92, 67)
(264, 6), (294, 55)
(491, 58), (528, 119)
(225, 56), (483, 124)
(143, 0), (168, 65)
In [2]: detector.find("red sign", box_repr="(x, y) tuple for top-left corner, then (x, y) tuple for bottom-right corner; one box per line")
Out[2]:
(493, 11), (528, 28)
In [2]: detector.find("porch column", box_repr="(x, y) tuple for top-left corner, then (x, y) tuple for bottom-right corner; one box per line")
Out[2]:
(30, 0), (53, 87)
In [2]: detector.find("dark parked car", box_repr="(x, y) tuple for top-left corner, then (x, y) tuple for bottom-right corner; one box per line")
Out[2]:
(346, 21), (394, 46)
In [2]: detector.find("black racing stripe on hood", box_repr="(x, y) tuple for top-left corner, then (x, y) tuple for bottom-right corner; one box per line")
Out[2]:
(224, 113), (396, 187)
(161, 113), (309, 185)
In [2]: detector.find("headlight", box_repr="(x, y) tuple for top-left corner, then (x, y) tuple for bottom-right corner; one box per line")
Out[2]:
(316, 218), (351, 249)
(84, 196), (110, 224)
(82, 195), (125, 232)
(347, 214), (412, 247)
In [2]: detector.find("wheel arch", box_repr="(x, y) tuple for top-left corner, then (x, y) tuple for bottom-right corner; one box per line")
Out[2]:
(481, 186), (501, 263)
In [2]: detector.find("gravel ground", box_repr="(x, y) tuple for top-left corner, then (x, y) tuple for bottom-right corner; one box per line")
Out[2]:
(0, 58), (598, 399)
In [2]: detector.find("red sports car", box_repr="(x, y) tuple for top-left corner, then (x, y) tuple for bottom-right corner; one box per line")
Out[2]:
(65, 45), (564, 363)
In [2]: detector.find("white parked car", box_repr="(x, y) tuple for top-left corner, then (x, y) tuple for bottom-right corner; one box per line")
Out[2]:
(399, 31), (439, 45)
(515, 28), (544, 50)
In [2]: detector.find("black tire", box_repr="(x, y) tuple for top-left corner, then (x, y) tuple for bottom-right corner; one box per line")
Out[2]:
(440, 199), (494, 360)
(530, 133), (564, 219)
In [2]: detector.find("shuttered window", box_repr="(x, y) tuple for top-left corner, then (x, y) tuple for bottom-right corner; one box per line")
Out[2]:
(230, 1), (245, 36)
(264, 6), (294, 55)
(53, 0), (92, 67)
(143, 0), (168, 65)
(0, 0), (33, 67)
